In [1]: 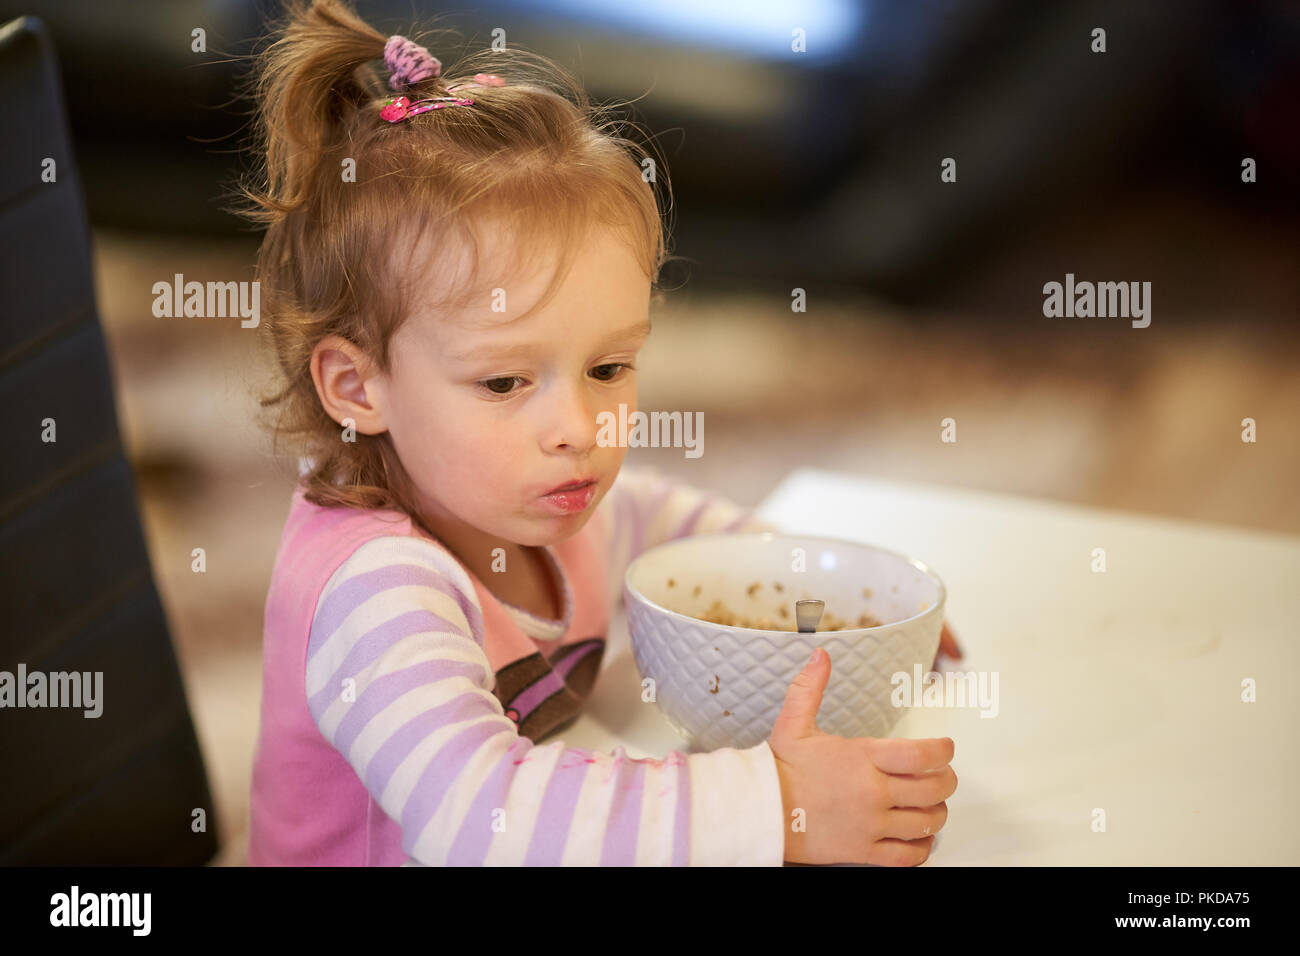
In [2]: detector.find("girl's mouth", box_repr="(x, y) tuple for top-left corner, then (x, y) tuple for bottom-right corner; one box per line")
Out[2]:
(539, 478), (597, 515)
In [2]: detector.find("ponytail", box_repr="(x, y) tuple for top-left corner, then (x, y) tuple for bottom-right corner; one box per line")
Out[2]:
(240, 0), (401, 219)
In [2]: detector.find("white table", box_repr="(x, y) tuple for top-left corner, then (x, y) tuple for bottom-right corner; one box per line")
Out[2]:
(562, 469), (1300, 865)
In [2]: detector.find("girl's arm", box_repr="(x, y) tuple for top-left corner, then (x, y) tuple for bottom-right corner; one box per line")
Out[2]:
(600, 464), (780, 610)
(305, 534), (784, 865)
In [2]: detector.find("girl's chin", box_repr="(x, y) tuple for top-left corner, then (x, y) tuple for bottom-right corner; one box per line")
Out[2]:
(526, 509), (593, 544)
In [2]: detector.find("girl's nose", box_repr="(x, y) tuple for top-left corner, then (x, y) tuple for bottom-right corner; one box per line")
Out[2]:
(542, 381), (599, 454)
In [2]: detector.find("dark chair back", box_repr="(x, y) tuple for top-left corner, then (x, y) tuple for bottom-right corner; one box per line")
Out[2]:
(0, 15), (219, 865)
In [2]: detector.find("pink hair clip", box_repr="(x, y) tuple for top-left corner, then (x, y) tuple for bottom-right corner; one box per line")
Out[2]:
(380, 94), (475, 122)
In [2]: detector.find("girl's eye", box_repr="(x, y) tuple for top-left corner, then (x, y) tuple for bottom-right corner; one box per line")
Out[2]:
(479, 376), (523, 395)
(477, 364), (633, 397)
(591, 362), (633, 382)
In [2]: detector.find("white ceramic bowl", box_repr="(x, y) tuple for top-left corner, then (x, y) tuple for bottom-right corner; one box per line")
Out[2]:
(624, 532), (946, 751)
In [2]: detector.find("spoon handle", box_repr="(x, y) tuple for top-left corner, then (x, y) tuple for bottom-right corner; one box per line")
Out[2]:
(795, 599), (825, 633)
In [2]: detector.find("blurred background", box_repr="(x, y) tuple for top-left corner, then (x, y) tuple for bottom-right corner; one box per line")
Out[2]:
(2, 0), (1297, 864)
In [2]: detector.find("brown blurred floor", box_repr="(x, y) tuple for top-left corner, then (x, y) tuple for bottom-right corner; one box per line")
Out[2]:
(91, 228), (1300, 865)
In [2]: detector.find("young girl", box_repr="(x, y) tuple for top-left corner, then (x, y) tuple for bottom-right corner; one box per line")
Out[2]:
(239, 0), (957, 866)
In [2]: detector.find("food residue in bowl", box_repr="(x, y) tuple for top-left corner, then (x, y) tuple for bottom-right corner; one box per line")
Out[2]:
(696, 598), (881, 631)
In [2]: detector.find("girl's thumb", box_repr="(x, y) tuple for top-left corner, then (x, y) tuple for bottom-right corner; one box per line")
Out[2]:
(771, 647), (831, 742)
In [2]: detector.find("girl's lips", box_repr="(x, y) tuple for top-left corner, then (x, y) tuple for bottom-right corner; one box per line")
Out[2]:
(538, 480), (596, 516)
(542, 476), (597, 496)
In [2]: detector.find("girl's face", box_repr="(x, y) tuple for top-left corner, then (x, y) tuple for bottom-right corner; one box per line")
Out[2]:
(365, 223), (651, 553)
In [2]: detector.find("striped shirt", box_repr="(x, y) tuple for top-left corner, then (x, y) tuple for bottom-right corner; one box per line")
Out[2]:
(247, 465), (786, 865)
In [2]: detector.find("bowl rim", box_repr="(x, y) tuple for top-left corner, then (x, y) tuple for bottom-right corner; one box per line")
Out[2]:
(623, 531), (947, 636)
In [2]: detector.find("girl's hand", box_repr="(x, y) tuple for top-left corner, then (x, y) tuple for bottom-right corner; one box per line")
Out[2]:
(932, 621), (962, 670)
(771, 649), (957, 865)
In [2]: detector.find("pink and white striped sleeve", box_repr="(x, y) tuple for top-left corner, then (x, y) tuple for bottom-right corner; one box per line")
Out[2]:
(304, 533), (785, 866)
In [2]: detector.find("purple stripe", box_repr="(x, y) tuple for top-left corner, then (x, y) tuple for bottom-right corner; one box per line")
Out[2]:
(331, 658), (488, 757)
(445, 572), (486, 642)
(309, 563), (484, 662)
(672, 754), (691, 866)
(307, 609), (466, 716)
(551, 641), (601, 680)
(446, 740), (520, 865)
(523, 751), (591, 865)
(361, 687), (499, 797)
(504, 641), (603, 725)
(510, 670), (567, 721)
(400, 719), (510, 858)
(599, 750), (646, 866)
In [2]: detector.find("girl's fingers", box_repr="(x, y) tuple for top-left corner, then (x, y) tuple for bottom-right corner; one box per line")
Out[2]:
(866, 835), (934, 867)
(882, 802), (948, 841)
(939, 621), (962, 660)
(884, 766), (958, 808)
(862, 736), (954, 775)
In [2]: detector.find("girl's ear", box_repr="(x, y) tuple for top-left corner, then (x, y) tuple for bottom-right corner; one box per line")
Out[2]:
(310, 335), (388, 436)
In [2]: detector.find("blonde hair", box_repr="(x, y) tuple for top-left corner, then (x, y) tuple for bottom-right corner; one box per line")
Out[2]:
(229, 0), (672, 520)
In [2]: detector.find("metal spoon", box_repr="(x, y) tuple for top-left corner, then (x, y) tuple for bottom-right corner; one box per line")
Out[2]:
(795, 599), (825, 633)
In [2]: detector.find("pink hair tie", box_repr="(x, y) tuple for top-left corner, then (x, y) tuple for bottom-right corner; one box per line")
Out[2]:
(384, 35), (441, 91)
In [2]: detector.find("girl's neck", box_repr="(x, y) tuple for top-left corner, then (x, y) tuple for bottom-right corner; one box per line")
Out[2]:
(408, 508), (560, 620)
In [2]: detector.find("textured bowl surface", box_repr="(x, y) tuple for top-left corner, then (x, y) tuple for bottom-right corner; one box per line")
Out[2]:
(624, 533), (946, 750)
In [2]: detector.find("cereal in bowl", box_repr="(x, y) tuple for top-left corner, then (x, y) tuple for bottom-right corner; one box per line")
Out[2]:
(695, 598), (881, 631)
